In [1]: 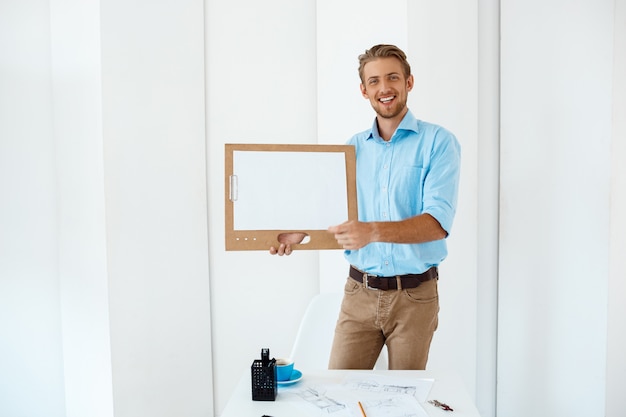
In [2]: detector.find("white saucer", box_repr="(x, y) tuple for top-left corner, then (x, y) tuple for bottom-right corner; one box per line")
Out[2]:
(277, 369), (303, 386)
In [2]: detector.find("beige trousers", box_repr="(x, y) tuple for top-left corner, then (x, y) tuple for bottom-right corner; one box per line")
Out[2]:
(328, 276), (439, 370)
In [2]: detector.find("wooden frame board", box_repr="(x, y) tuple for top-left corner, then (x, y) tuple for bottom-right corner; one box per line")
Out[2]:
(225, 143), (357, 250)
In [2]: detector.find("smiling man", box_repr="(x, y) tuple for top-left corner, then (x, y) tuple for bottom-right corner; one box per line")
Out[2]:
(272, 44), (461, 370)
(359, 49), (413, 125)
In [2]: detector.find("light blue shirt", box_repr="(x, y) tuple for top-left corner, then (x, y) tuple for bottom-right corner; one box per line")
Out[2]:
(344, 110), (461, 276)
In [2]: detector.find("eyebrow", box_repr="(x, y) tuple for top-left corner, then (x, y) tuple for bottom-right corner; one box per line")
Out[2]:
(366, 72), (402, 82)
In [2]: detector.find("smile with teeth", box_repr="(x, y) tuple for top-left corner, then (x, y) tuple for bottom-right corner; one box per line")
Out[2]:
(379, 96), (395, 103)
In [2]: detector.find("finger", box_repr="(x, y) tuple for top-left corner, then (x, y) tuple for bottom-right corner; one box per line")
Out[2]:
(328, 223), (347, 234)
(278, 232), (307, 245)
(336, 234), (350, 244)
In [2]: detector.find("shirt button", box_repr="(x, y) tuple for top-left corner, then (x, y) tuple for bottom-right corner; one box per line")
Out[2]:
(383, 164), (388, 169)
(384, 260), (389, 265)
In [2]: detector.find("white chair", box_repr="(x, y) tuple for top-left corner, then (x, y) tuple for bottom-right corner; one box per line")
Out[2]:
(289, 292), (388, 371)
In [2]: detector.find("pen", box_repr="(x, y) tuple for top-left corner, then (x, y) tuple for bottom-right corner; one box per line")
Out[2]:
(428, 399), (454, 411)
(358, 401), (367, 417)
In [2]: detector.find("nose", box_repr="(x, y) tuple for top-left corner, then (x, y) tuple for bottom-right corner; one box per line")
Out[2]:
(379, 78), (393, 93)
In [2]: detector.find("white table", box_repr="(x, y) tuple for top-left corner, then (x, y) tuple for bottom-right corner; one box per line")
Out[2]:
(219, 369), (481, 417)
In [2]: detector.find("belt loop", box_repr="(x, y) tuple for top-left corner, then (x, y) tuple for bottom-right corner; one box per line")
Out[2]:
(396, 276), (403, 290)
(362, 273), (368, 289)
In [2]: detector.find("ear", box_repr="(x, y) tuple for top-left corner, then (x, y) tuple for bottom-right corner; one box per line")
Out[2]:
(406, 74), (414, 92)
(360, 83), (369, 98)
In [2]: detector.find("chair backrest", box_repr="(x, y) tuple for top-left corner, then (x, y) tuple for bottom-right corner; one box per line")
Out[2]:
(289, 292), (342, 370)
(289, 292), (387, 371)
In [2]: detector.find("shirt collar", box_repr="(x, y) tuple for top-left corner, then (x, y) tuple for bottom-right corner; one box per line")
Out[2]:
(366, 109), (420, 141)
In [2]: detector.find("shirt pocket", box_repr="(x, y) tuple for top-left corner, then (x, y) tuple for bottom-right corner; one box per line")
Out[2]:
(391, 166), (424, 216)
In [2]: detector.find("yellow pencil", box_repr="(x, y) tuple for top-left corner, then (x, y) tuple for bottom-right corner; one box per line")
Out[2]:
(358, 401), (367, 417)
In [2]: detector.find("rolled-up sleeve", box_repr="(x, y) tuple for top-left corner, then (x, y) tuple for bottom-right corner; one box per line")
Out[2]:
(422, 128), (461, 236)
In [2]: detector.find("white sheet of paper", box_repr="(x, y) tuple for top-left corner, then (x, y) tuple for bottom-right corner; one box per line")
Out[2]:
(280, 373), (433, 417)
(233, 150), (349, 230)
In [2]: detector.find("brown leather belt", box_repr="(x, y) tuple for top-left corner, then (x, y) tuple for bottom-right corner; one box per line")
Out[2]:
(349, 265), (438, 290)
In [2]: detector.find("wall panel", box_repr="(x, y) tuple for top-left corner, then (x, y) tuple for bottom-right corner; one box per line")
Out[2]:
(607, 0), (626, 415)
(0, 1), (66, 416)
(49, 0), (114, 415)
(499, 1), (613, 415)
(101, 1), (213, 416)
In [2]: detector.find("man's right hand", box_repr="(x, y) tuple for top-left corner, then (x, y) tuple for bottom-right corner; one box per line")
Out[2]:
(269, 232), (307, 256)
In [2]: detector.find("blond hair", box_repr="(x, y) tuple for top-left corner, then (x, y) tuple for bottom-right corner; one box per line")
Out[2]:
(358, 44), (411, 83)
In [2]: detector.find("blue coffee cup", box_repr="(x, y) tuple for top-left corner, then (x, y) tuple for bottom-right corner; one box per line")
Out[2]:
(275, 358), (294, 381)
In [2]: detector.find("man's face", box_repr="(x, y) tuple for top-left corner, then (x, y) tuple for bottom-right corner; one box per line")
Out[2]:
(360, 57), (413, 120)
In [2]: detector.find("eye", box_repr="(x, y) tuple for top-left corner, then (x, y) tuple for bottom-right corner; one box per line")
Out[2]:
(368, 79), (378, 85)
(389, 74), (400, 81)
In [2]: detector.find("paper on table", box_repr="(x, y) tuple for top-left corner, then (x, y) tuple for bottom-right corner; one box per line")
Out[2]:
(280, 372), (433, 417)
(357, 395), (428, 417)
(341, 373), (435, 403)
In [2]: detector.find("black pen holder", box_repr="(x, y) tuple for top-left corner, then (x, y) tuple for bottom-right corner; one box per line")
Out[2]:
(251, 348), (277, 401)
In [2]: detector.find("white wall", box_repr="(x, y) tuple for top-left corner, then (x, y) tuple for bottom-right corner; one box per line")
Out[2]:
(3, 1), (626, 417)
(606, 0), (626, 415)
(475, 1), (500, 416)
(499, 0), (616, 416)
(100, 1), (213, 416)
(0, 2), (66, 416)
(50, 0), (114, 415)
(1, 1), (213, 417)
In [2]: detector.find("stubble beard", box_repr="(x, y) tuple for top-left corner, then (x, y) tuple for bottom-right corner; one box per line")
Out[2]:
(372, 96), (407, 120)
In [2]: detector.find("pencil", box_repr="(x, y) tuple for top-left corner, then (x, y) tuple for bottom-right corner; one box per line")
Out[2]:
(358, 401), (367, 417)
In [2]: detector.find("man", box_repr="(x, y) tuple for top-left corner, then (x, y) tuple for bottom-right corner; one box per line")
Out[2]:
(271, 44), (461, 370)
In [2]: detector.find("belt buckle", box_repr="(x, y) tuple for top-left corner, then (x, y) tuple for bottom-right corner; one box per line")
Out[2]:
(363, 273), (379, 291)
